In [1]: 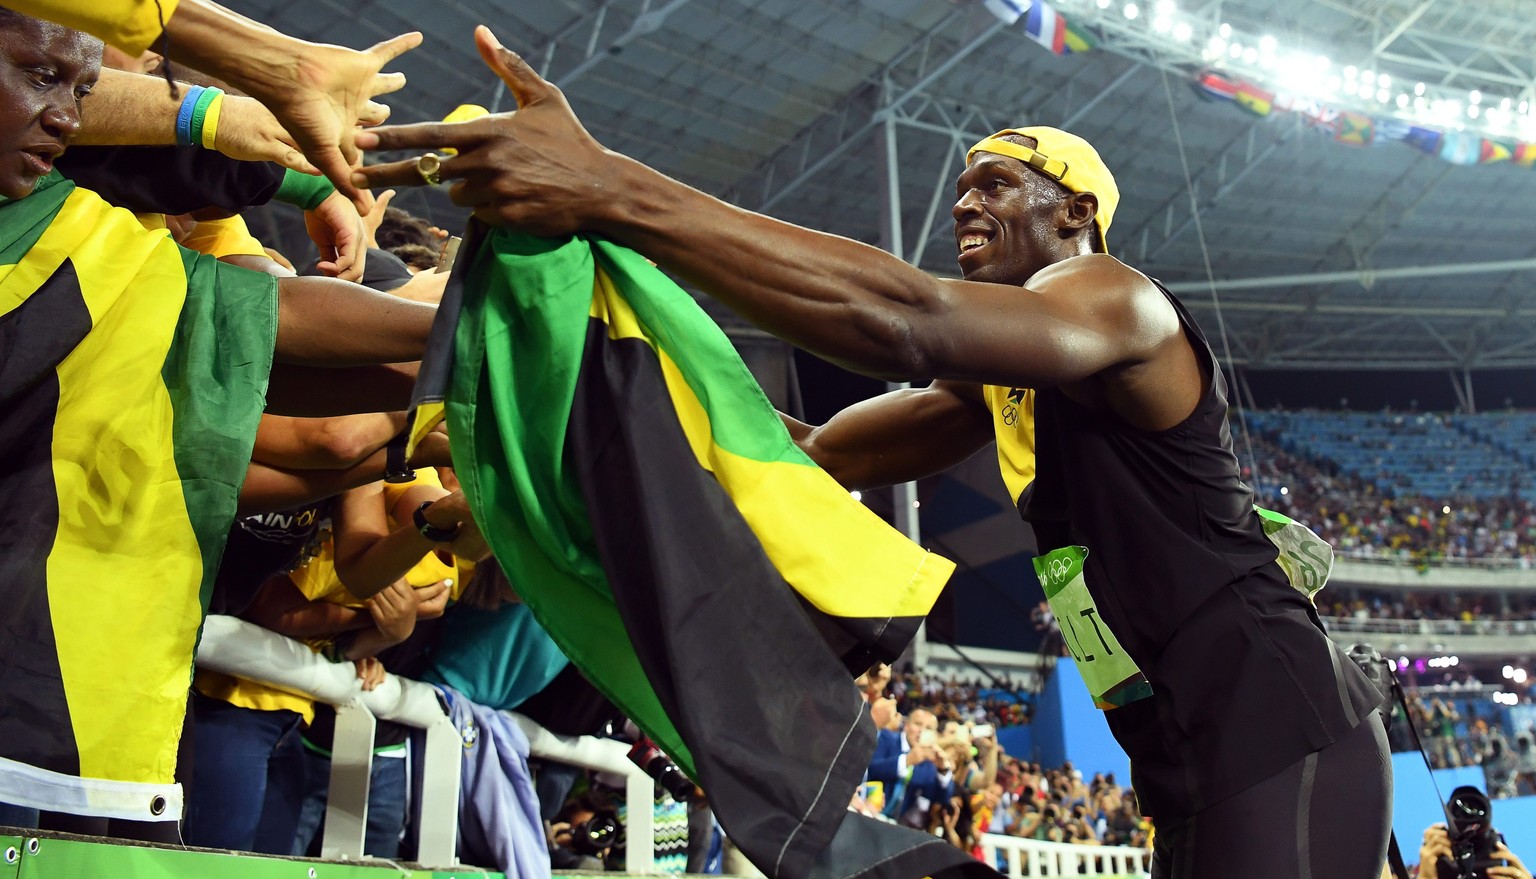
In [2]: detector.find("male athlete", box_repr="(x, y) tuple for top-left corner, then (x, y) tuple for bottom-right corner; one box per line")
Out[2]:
(359, 27), (1392, 878)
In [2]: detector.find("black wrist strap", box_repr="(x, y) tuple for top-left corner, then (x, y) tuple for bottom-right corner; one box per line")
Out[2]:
(414, 501), (460, 542)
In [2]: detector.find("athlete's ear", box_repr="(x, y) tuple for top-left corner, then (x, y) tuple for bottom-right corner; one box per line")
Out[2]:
(1059, 192), (1098, 240)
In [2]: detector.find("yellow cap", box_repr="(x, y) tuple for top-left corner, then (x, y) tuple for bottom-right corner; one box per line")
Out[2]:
(439, 104), (490, 155)
(966, 126), (1119, 251)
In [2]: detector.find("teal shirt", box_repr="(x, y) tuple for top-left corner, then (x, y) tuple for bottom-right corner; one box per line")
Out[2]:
(425, 603), (569, 711)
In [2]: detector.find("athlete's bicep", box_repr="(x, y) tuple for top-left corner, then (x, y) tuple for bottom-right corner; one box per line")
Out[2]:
(913, 257), (1175, 389)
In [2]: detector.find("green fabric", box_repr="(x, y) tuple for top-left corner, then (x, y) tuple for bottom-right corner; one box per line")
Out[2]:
(274, 168), (336, 211)
(447, 230), (692, 771)
(592, 242), (809, 464)
(0, 170), (70, 264)
(164, 248), (277, 612)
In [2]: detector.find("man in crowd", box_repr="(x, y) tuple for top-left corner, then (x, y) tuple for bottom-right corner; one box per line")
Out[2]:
(359, 27), (1391, 877)
(0, 8), (441, 823)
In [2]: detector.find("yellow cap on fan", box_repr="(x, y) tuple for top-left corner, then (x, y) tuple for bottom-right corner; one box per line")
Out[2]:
(439, 104), (490, 155)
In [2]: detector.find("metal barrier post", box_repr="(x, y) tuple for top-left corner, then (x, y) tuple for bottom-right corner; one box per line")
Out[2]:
(415, 714), (463, 868)
(321, 699), (376, 860)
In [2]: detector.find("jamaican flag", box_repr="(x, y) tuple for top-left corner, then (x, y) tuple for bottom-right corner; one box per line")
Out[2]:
(400, 225), (995, 879)
(0, 171), (275, 819)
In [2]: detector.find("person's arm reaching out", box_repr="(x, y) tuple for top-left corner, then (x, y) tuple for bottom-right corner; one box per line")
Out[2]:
(356, 28), (1171, 393)
(272, 275), (435, 366)
(783, 379), (992, 490)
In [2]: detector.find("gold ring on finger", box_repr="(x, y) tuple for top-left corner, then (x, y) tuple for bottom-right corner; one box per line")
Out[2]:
(416, 152), (443, 186)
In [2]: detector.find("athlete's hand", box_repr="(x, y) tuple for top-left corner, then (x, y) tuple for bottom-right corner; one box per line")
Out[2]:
(354, 26), (609, 236)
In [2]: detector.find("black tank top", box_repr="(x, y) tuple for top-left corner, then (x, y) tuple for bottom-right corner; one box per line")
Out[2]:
(1016, 283), (1383, 819)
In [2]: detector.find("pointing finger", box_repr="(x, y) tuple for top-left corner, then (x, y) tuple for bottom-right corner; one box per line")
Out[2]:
(354, 120), (487, 153)
(475, 26), (555, 109)
(369, 31), (423, 66)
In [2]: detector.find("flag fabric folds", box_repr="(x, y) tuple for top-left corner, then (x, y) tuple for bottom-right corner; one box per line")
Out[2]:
(0, 172), (276, 818)
(401, 227), (988, 879)
(1333, 111), (1374, 146)
(1024, 1), (1067, 54)
(1234, 82), (1274, 117)
(983, 0), (1027, 25)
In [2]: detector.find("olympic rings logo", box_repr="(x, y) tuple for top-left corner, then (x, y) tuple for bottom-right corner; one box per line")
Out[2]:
(1046, 558), (1074, 580)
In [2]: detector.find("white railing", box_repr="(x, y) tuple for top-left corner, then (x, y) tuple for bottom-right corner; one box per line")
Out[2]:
(1321, 616), (1536, 637)
(195, 616), (657, 873)
(979, 833), (1150, 877)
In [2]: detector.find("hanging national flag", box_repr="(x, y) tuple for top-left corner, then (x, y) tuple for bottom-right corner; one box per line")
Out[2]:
(1024, 0), (1069, 55)
(983, 0), (1028, 25)
(1372, 118), (1412, 144)
(1063, 20), (1096, 53)
(1403, 126), (1443, 155)
(1194, 70), (1239, 102)
(1234, 82), (1274, 116)
(1514, 142), (1536, 167)
(1333, 111), (1374, 146)
(1439, 132), (1481, 165)
(398, 227), (980, 879)
(0, 172), (275, 819)
(1479, 139), (1513, 164)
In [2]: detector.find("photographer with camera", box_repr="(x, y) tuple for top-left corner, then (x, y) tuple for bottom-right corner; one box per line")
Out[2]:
(1416, 787), (1531, 879)
(1418, 826), (1529, 879)
(549, 793), (622, 871)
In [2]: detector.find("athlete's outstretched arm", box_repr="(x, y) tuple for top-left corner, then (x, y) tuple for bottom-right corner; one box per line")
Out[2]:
(784, 380), (993, 491)
(356, 28), (1173, 392)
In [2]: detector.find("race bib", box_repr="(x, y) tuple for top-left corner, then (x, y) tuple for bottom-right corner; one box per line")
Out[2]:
(1255, 507), (1333, 602)
(1034, 546), (1152, 710)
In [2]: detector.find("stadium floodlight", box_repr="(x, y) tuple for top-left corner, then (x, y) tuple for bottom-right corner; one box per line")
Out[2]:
(1259, 34), (1276, 54)
(1396, 94), (1409, 108)
(1360, 68), (1375, 83)
(1376, 88), (1389, 103)
(1229, 42), (1243, 59)
(1378, 73), (1391, 88)
(1218, 21), (1232, 38)
(850, 490), (862, 502)
(1343, 64), (1358, 79)
(1505, 665), (1516, 679)
(1155, 0), (1175, 14)
(1469, 105), (1480, 119)
(1344, 80), (1359, 96)
(1516, 669), (1529, 684)
(1315, 54), (1329, 70)
(1153, 15), (1172, 33)
(1123, 2), (1139, 19)
(1415, 82), (1426, 96)
(1172, 22), (1192, 42)
(1470, 89), (1482, 104)
(1096, 0), (1111, 8)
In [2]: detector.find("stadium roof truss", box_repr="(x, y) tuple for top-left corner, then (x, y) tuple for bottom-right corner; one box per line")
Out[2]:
(229, 0), (1536, 371)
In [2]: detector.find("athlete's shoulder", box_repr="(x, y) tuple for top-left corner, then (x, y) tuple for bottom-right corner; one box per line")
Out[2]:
(1029, 253), (1157, 298)
(1031, 254), (1177, 343)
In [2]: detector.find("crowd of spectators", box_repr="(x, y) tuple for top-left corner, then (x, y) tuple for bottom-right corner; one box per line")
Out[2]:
(887, 668), (1034, 730)
(1243, 427), (1536, 567)
(1318, 588), (1536, 623)
(853, 665), (1148, 861)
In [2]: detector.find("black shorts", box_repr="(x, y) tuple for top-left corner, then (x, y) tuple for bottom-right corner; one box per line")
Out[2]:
(1151, 710), (1393, 879)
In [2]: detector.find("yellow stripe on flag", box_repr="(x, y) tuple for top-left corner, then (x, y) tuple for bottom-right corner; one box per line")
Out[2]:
(590, 268), (954, 620)
(44, 190), (204, 785)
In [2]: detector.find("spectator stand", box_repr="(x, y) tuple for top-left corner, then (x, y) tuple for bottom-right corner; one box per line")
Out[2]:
(194, 615), (658, 875)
